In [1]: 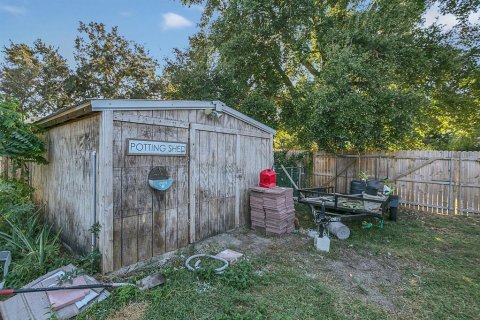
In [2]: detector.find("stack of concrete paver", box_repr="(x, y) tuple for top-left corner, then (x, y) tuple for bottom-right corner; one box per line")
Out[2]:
(249, 187), (295, 234)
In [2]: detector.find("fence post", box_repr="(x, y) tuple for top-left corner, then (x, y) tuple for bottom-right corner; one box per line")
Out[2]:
(298, 165), (302, 189)
(447, 152), (454, 215)
(458, 152), (463, 215)
(335, 156), (338, 192)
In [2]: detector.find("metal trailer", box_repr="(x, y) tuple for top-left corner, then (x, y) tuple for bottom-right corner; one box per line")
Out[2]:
(297, 187), (399, 235)
(280, 165), (399, 237)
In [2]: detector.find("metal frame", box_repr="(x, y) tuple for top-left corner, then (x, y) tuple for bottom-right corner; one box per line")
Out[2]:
(297, 187), (398, 236)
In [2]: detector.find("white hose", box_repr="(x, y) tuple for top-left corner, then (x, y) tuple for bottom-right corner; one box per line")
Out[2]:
(185, 254), (229, 274)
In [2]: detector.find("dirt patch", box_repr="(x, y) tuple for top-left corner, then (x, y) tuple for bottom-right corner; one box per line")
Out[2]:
(107, 302), (148, 320)
(243, 231), (406, 312)
(324, 248), (403, 310)
(192, 228), (273, 255)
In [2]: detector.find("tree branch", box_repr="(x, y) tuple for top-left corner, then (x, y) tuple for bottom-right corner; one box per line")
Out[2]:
(302, 60), (321, 78)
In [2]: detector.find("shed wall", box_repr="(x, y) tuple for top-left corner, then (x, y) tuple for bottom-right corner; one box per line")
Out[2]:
(111, 109), (273, 268)
(30, 114), (100, 253)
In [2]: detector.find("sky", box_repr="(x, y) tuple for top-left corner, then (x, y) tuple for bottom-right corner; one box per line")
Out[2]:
(0, 1), (478, 69)
(0, 0), (202, 67)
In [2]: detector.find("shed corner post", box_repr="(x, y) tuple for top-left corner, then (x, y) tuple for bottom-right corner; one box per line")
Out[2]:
(188, 123), (197, 243)
(98, 110), (114, 273)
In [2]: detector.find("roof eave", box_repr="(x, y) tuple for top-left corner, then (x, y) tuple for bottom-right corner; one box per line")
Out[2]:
(36, 99), (276, 135)
(36, 101), (92, 128)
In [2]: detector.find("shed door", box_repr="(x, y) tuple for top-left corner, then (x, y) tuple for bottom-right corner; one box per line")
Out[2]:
(189, 125), (272, 243)
(189, 128), (238, 242)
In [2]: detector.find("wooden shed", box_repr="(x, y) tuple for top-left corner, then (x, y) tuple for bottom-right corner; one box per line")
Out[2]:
(30, 99), (275, 272)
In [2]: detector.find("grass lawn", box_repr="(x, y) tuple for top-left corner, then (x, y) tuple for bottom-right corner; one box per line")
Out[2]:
(79, 207), (480, 320)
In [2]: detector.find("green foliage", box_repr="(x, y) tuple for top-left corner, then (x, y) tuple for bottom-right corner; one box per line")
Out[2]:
(0, 178), (67, 287)
(73, 22), (161, 100)
(195, 258), (255, 290)
(273, 150), (309, 168)
(1, 22), (161, 117)
(0, 96), (47, 166)
(0, 179), (34, 219)
(75, 223), (102, 274)
(358, 171), (369, 182)
(0, 40), (72, 116)
(221, 259), (254, 290)
(75, 207), (480, 319)
(0, 211), (65, 287)
(77, 284), (146, 320)
(166, 0), (479, 151)
(76, 248), (102, 274)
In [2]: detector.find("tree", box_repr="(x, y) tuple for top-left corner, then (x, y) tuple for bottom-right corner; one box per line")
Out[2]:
(73, 22), (161, 100)
(418, 1), (480, 150)
(165, 0), (479, 151)
(163, 1), (425, 150)
(0, 95), (47, 168)
(0, 40), (72, 117)
(0, 22), (162, 117)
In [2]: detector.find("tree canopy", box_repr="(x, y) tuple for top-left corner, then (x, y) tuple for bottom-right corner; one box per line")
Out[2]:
(0, 22), (161, 117)
(0, 96), (46, 165)
(0, 2), (478, 151)
(0, 40), (72, 117)
(73, 22), (161, 101)
(162, 0), (479, 151)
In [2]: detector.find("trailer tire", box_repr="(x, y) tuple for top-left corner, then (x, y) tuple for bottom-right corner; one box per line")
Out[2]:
(389, 207), (398, 222)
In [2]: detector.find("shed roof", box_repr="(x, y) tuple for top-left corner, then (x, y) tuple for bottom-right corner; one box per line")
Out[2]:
(37, 99), (276, 134)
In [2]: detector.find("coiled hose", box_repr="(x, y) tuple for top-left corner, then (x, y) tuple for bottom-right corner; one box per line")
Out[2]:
(185, 254), (229, 274)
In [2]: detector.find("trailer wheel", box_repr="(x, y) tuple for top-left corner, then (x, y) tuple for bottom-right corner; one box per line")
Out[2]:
(389, 207), (398, 222)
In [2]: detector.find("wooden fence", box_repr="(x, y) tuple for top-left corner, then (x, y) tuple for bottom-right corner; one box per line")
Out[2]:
(0, 157), (27, 181)
(312, 150), (480, 216)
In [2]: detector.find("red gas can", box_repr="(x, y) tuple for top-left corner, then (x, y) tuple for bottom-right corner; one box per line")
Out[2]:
(259, 169), (277, 188)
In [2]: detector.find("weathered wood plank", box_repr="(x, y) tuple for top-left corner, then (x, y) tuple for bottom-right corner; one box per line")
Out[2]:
(113, 121), (123, 168)
(121, 215), (138, 267)
(234, 134), (241, 228)
(121, 167), (138, 217)
(198, 130), (210, 240)
(152, 191), (166, 255)
(188, 125), (197, 243)
(113, 168), (122, 219)
(208, 131), (218, 235)
(98, 111), (114, 272)
(165, 207), (178, 251)
(122, 121), (138, 168)
(177, 165), (189, 247)
(191, 123), (271, 139)
(114, 112), (189, 128)
(137, 212), (153, 261)
(217, 134), (226, 232)
(164, 164), (178, 251)
(113, 218), (122, 270)
(225, 134), (236, 230)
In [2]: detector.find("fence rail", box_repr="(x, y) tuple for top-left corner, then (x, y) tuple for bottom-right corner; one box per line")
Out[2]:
(312, 150), (480, 216)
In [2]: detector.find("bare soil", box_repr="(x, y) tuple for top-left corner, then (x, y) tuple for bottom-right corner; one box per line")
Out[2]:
(188, 228), (407, 311)
(107, 302), (148, 320)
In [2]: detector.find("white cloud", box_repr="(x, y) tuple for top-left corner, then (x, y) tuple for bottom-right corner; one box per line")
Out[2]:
(119, 11), (132, 17)
(161, 12), (193, 30)
(469, 11), (480, 24)
(0, 4), (26, 15)
(423, 4), (457, 29)
(423, 4), (480, 30)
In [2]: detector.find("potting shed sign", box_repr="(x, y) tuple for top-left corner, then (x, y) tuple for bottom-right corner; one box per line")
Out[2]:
(127, 139), (187, 156)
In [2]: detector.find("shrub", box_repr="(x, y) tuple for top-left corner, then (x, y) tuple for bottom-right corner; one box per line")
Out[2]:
(0, 179), (67, 287)
(0, 212), (65, 287)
